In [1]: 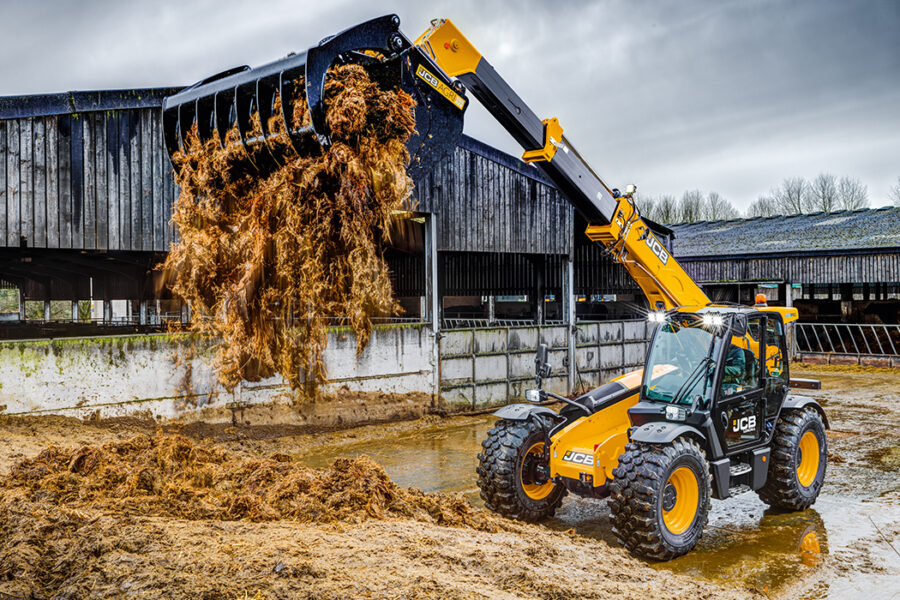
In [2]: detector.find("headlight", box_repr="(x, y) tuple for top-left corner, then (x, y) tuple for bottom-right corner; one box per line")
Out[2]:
(666, 405), (687, 421)
(525, 389), (542, 403)
(648, 311), (666, 323)
(702, 313), (723, 327)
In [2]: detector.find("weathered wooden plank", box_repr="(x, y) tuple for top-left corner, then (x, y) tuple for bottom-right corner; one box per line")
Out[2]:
(58, 114), (73, 249)
(46, 117), (60, 248)
(0, 122), (6, 244)
(140, 110), (152, 250)
(107, 112), (119, 251)
(82, 114), (96, 249)
(20, 118), (33, 246)
(72, 114), (86, 248)
(152, 113), (164, 250)
(95, 112), (108, 250)
(32, 117), (47, 247)
(119, 111), (131, 250)
(130, 111), (142, 248)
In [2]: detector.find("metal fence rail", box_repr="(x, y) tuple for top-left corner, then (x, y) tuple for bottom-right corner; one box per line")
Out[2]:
(794, 322), (900, 356)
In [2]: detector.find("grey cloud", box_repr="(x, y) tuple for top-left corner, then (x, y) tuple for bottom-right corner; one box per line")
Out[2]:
(2, 0), (898, 208)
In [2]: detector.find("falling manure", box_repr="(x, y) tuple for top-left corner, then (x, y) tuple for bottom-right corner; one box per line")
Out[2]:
(163, 65), (416, 395)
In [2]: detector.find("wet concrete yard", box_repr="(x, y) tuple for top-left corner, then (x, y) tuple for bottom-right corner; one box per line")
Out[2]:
(292, 368), (900, 599)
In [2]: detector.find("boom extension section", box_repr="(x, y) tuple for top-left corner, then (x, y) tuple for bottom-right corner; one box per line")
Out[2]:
(415, 19), (710, 310)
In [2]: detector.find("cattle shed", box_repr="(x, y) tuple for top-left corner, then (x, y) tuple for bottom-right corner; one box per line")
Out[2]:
(0, 88), (659, 335)
(672, 209), (900, 324)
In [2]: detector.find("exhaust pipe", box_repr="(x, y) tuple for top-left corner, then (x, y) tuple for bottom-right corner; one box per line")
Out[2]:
(162, 14), (468, 178)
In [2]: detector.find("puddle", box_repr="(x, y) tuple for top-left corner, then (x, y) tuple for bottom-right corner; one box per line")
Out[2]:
(292, 369), (900, 598)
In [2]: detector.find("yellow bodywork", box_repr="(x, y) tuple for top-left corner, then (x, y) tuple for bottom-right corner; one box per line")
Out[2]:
(414, 19), (482, 78)
(584, 197), (710, 312)
(548, 370), (643, 487)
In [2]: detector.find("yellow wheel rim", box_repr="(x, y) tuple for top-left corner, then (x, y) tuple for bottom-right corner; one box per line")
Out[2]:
(796, 430), (820, 487)
(662, 467), (699, 535)
(520, 442), (554, 500)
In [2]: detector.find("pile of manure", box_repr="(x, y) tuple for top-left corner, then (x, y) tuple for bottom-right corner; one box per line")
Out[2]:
(2, 433), (503, 531)
(163, 64), (416, 394)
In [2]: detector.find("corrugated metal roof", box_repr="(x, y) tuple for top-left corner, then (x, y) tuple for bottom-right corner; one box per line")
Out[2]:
(671, 207), (900, 258)
(0, 89), (183, 120)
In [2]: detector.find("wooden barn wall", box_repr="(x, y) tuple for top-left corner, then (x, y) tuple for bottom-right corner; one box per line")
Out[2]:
(0, 109), (176, 252)
(414, 147), (573, 255)
(681, 253), (900, 285)
(574, 243), (639, 295)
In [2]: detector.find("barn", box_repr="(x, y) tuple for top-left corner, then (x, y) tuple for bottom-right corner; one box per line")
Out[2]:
(1, 87), (898, 340)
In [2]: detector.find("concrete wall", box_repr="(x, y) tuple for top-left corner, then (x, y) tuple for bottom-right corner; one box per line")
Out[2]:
(438, 320), (653, 410)
(0, 324), (434, 419)
(0, 320), (653, 420)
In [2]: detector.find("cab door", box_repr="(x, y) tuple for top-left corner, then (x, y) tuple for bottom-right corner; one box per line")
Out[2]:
(714, 315), (766, 453)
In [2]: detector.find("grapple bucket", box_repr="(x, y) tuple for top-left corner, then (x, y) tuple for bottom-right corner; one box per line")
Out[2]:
(162, 14), (467, 178)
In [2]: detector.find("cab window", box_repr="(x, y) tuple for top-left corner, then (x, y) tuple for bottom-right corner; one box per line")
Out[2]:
(720, 316), (762, 396)
(764, 318), (788, 416)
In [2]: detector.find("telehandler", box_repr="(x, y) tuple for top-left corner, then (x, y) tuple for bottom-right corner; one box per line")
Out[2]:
(163, 15), (829, 560)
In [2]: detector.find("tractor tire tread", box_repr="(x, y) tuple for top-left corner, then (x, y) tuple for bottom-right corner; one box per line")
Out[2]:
(476, 419), (566, 522)
(608, 437), (711, 560)
(757, 407), (827, 510)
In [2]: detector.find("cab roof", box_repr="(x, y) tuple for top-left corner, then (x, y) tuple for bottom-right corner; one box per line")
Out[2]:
(673, 303), (799, 323)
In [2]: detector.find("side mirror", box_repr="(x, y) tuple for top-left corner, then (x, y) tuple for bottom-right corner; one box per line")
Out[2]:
(730, 314), (748, 336)
(534, 343), (551, 384)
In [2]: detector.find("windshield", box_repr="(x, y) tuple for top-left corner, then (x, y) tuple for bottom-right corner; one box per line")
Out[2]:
(642, 314), (725, 406)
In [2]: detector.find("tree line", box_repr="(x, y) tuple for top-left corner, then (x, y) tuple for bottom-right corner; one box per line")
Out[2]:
(637, 173), (898, 225)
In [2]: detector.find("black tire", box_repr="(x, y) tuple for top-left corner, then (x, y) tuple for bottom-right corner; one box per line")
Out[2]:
(476, 418), (566, 521)
(758, 407), (827, 510)
(608, 437), (712, 560)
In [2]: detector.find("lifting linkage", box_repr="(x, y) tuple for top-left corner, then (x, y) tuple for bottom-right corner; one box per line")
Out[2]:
(161, 15), (467, 179)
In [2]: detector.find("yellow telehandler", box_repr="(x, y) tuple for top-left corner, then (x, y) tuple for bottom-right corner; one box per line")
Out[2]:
(162, 14), (828, 560)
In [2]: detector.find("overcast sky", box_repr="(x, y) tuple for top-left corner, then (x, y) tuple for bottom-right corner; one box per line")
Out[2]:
(2, 0), (898, 209)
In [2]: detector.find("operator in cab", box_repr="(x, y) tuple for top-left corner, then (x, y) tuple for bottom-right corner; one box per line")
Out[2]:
(722, 343), (747, 395)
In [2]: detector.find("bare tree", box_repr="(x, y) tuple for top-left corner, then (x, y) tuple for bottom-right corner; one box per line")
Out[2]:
(747, 195), (779, 218)
(837, 176), (869, 210)
(890, 177), (900, 206)
(771, 177), (808, 214)
(705, 191), (740, 220)
(808, 173), (839, 212)
(679, 190), (705, 223)
(655, 194), (679, 224)
(635, 193), (658, 222)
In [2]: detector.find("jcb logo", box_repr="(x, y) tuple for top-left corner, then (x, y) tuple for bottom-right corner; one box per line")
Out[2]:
(562, 450), (593, 466)
(732, 415), (756, 433)
(645, 234), (669, 265)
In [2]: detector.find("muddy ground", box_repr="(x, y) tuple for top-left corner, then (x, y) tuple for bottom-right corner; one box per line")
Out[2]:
(1, 366), (897, 599)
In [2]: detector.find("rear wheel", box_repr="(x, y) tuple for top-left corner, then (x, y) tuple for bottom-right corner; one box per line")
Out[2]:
(758, 407), (827, 510)
(476, 419), (566, 521)
(608, 437), (711, 560)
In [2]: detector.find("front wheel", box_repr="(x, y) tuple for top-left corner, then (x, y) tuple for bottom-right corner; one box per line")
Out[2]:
(476, 418), (566, 521)
(757, 407), (827, 510)
(608, 437), (712, 560)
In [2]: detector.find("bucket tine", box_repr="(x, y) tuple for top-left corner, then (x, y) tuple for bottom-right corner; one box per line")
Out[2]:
(163, 14), (467, 175)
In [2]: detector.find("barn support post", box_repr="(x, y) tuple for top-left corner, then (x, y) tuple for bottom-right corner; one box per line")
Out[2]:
(139, 300), (148, 325)
(71, 300), (79, 322)
(18, 289), (25, 321)
(43, 300), (51, 322)
(563, 255), (575, 394)
(424, 213), (441, 397)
